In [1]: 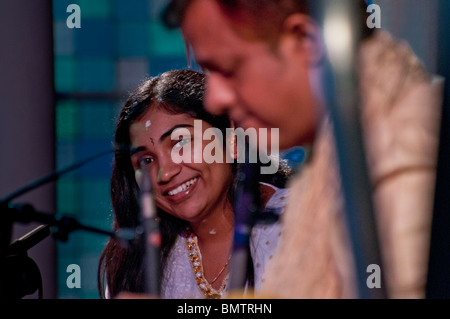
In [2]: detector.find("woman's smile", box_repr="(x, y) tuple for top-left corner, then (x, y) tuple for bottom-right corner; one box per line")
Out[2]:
(163, 176), (199, 203)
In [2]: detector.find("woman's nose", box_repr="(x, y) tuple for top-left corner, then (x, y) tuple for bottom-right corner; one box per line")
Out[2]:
(156, 158), (181, 184)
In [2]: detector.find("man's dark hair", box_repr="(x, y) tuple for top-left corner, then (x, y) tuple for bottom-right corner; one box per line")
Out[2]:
(163, 0), (307, 30)
(163, 0), (374, 40)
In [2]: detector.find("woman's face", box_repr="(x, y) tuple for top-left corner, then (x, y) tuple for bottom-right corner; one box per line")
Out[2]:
(129, 106), (233, 224)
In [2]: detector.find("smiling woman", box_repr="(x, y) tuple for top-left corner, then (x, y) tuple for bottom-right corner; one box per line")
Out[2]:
(130, 109), (233, 227)
(97, 69), (290, 299)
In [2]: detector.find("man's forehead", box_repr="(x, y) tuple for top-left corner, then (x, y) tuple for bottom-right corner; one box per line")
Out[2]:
(182, 2), (235, 62)
(182, 1), (227, 42)
(182, 0), (263, 67)
(182, 0), (278, 54)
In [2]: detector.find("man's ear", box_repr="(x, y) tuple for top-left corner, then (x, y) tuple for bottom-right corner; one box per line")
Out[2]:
(280, 13), (324, 66)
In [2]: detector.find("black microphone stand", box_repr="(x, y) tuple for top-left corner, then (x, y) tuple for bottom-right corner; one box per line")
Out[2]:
(0, 149), (134, 299)
(308, 0), (386, 298)
(2, 225), (50, 299)
(137, 158), (161, 296)
(228, 140), (270, 294)
(228, 160), (260, 292)
(0, 149), (115, 260)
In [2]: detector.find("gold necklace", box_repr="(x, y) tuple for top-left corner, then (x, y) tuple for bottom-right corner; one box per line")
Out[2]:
(209, 255), (231, 284)
(184, 229), (230, 299)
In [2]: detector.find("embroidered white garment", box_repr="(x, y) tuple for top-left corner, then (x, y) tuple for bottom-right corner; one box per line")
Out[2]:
(250, 185), (288, 291)
(161, 233), (206, 299)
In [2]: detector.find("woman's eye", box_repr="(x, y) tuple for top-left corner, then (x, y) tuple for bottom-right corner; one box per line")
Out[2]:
(140, 157), (153, 166)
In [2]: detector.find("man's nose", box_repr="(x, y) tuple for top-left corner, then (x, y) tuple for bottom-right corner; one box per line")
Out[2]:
(204, 73), (236, 116)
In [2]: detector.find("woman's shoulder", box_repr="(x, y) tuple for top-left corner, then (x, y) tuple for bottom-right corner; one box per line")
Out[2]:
(260, 182), (289, 212)
(164, 233), (188, 269)
(251, 184), (286, 290)
(161, 233), (204, 299)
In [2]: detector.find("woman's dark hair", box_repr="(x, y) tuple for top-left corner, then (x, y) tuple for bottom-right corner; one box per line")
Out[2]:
(97, 69), (232, 298)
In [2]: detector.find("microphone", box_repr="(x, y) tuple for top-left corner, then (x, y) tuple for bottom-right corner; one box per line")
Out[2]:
(8, 225), (51, 256)
(137, 159), (161, 296)
(4, 202), (117, 241)
(0, 147), (140, 254)
(308, 0), (386, 298)
(0, 148), (109, 264)
(229, 146), (262, 292)
(4, 225), (51, 299)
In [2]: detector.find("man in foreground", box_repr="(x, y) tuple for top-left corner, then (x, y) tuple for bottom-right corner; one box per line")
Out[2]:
(163, 0), (443, 298)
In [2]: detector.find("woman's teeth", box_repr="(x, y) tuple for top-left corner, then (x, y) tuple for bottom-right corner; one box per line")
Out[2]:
(168, 178), (197, 196)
